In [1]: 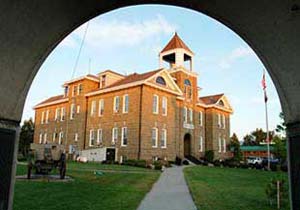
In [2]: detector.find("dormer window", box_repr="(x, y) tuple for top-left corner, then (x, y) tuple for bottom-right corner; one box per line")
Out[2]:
(64, 86), (69, 97)
(184, 79), (191, 86)
(156, 76), (166, 86)
(101, 75), (106, 88)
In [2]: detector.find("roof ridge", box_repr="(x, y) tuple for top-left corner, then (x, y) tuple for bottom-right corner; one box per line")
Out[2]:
(161, 33), (193, 54)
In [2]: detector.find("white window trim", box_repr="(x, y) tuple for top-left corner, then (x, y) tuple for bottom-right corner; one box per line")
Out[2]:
(89, 129), (95, 146)
(41, 111), (44, 124)
(77, 105), (80, 114)
(121, 127), (128, 147)
(162, 97), (167, 116)
(223, 138), (226, 153)
(98, 99), (104, 116)
(77, 83), (82, 95)
(112, 127), (118, 144)
(153, 95), (159, 114)
(218, 136), (222, 153)
(161, 129), (167, 148)
(97, 129), (102, 144)
(199, 111), (203, 126)
(113, 96), (120, 113)
(91, 100), (96, 116)
(122, 94), (129, 113)
(45, 110), (49, 124)
(152, 128), (158, 148)
(183, 107), (187, 123)
(189, 108), (193, 123)
(199, 136), (203, 152)
(52, 132), (56, 142)
(60, 107), (65, 121)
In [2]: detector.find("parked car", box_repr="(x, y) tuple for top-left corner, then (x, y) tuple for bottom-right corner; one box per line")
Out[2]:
(262, 157), (280, 171)
(246, 156), (263, 166)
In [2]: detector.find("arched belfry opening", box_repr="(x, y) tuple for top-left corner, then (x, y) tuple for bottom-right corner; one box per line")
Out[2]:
(159, 32), (194, 71)
(183, 133), (192, 158)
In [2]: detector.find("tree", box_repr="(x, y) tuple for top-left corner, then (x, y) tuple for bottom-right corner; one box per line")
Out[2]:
(243, 134), (255, 146)
(19, 118), (34, 157)
(276, 112), (286, 138)
(230, 133), (242, 161)
(272, 135), (287, 161)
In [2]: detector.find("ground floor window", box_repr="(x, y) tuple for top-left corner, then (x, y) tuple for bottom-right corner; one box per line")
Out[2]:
(199, 136), (203, 152)
(39, 133), (43, 144)
(59, 132), (63, 145)
(89, 130), (95, 146)
(112, 127), (118, 144)
(121, 127), (128, 146)
(74, 133), (78, 142)
(97, 129), (102, 145)
(43, 133), (47, 144)
(218, 136), (222, 153)
(223, 138), (226, 153)
(151, 128), (158, 147)
(160, 129), (167, 148)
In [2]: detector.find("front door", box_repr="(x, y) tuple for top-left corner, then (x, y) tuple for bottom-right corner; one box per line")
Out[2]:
(184, 134), (191, 157)
(106, 148), (115, 162)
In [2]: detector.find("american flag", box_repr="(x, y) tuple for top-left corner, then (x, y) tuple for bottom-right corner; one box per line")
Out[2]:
(262, 72), (268, 102)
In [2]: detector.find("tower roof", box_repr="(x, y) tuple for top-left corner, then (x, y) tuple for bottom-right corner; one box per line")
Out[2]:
(161, 33), (193, 54)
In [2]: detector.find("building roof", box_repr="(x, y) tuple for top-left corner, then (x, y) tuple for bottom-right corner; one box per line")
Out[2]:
(161, 33), (193, 54)
(34, 95), (65, 108)
(97, 69), (124, 77)
(199, 93), (224, 105)
(104, 68), (163, 89)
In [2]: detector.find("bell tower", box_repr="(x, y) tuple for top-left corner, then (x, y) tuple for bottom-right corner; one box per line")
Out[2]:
(159, 33), (194, 71)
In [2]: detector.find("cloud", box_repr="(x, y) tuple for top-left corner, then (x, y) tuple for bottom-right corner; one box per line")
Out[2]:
(64, 14), (176, 49)
(219, 46), (255, 69)
(59, 36), (77, 48)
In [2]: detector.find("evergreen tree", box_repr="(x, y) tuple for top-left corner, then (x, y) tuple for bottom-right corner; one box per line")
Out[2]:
(230, 133), (242, 161)
(19, 118), (34, 157)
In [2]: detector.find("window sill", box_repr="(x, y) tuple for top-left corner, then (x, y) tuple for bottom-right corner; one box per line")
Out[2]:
(121, 145), (127, 147)
(152, 146), (158, 148)
(161, 147), (167, 149)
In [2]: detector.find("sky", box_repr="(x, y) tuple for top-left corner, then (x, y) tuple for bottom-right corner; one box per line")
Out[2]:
(22, 5), (282, 140)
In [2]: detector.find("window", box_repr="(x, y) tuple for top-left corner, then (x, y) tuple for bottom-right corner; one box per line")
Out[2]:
(74, 133), (78, 142)
(78, 84), (83, 95)
(218, 113), (221, 127)
(60, 107), (65, 121)
(156, 76), (166, 86)
(223, 114), (226, 129)
(113, 96), (120, 113)
(89, 130), (95, 146)
(151, 128), (158, 147)
(101, 75), (106, 88)
(59, 131), (63, 144)
(55, 108), (60, 121)
(121, 127), (128, 146)
(98, 99), (104, 116)
(112, 127), (118, 144)
(189, 108), (193, 123)
(184, 79), (191, 86)
(183, 107), (187, 123)
(91, 100), (96, 116)
(162, 97), (167, 116)
(152, 95), (159, 114)
(160, 129), (167, 148)
(70, 104), (75, 119)
(123, 95), (129, 113)
(199, 111), (203, 126)
(199, 136), (203, 152)
(219, 100), (224, 106)
(45, 110), (49, 123)
(72, 85), (77, 96)
(223, 138), (226, 153)
(64, 86), (69, 97)
(77, 105), (80, 114)
(184, 79), (192, 99)
(39, 133), (43, 144)
(52, 132), (57, 142)
(43, 133), (47, 144)
(41, 111), (44, 124)
(97, 129), (102, 145)
(218, 136), (222, 153)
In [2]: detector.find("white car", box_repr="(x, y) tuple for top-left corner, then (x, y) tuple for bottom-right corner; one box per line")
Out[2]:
(246, 156), (263, 165)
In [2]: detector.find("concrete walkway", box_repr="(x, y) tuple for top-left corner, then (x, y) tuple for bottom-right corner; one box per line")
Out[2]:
(137, 166), (197, 210)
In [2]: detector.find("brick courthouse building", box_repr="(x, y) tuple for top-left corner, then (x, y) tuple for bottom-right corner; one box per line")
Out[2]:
(33, 33), (233, 162)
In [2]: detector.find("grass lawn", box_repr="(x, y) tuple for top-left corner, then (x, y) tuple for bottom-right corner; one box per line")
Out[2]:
(184, 166), (290, 210)
(14, 162), (160, 210)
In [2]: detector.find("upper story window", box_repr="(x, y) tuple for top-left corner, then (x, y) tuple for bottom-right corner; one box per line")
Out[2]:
(113, 96), (120, 113)
(70, 104), (75, 119)
(55, 108), (60, 121)
(64, 86), (69, 97)
(78, 84), (83, 95)
(222, 114), (226, 129)
(72, 85), (77, 97)
(156, 76), (166, 86)
(60, 107), (65, 121)
(101, 75), (106, 88)
(217, 113), (221, 128)
(123, 95), (129, 113)
(199, 111), (203, 126)
(162, 97), (167, 116)
(184, 79), (192, 99)
(152, 95), (159, 114)
(183, 107), (187, 123)
(189, 108), (193, 123)
(99, 99), (104, 116)
(184, 79), (191, 86)
(41, 111), (45, 124)
(45, 110), (49, 123)
(91, 100), (97, 116)
(219, 100), (224, 106)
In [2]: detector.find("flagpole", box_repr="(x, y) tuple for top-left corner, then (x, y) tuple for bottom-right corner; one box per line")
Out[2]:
(264, 88), (270, 170)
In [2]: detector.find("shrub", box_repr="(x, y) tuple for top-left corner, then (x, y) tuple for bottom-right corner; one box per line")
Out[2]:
(213, 160), (221, 167)
(182, 160), (189, 165)
(204, 150), (214, 163)
(175, 156), (182, 165)
(266, 177), (289, 208)
(153, 161), (163, 170)
(223, 158), (240, 168)
(123, 159), (147, 168)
